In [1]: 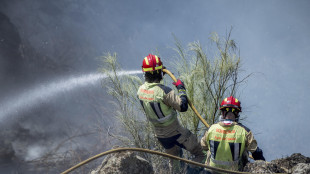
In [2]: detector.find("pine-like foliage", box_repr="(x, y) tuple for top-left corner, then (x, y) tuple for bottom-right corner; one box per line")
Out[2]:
(170, 31), (251, 136)
(100, 31), (251, 173)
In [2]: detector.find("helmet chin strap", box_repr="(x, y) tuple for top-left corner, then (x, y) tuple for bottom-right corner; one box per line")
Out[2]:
(235, 117), (239, 123)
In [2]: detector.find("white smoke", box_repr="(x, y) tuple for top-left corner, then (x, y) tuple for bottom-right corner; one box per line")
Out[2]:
(25, 145), (46, 161)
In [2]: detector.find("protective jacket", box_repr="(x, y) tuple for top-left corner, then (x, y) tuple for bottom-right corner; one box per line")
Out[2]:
(201, 121), (263, 171)
(137, 82), (187, 138)
(138, 81), (206, 172)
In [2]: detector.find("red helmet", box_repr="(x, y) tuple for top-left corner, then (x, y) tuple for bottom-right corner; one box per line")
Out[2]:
(142, 54), (163, 72)
(219, 96), (242, 112)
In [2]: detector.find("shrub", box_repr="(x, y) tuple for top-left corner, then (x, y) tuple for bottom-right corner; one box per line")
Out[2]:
(100, 31), (251, 173)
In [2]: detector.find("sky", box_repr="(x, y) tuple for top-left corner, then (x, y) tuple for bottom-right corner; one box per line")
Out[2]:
(0, 0), (309, 171)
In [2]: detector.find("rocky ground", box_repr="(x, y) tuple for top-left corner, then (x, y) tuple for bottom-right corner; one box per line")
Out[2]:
(90, 152), (310, 174)
(90, 151), (154, 174)
(244, 153), (310, 174)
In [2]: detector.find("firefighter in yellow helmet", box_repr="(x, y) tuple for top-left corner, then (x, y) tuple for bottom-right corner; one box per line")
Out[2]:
(137, 54), (205, 173)
(201, 96), (265, 172)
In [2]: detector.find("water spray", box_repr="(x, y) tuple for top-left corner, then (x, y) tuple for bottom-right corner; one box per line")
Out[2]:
(0, 70), (142, 122)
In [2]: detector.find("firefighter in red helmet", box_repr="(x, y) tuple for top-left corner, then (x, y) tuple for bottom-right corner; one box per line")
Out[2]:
(201, 96), (265, 171)
(138, 54), (205, 173)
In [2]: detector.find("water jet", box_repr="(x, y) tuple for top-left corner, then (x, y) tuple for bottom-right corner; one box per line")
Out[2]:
(0, 70), (141, 122)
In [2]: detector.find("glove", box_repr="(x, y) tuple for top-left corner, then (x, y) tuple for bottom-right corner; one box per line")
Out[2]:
(172, 79), (185, 89)
(252, 147), (265, 161)
(173, 79), (186, 97)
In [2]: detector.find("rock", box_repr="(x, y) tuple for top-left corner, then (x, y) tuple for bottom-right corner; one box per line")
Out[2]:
(271, 153), (310, 172)
(90, 151), (154, 174)
(90, 152), (310, 174)
(243, 160), (286, 173)
(292, 163), (310, 174)
(244, 153), (310, 173)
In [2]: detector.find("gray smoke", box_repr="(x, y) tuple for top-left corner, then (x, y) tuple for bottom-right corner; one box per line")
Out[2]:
(1, 0), (310, 173)
(0, 1), (131, 173)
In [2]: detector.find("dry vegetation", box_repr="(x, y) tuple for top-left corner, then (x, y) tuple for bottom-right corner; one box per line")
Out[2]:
(99, 31), (251, 173)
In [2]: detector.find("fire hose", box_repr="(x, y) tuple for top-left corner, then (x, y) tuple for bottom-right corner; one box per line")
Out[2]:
(162, 69), (210, 128)
(61, 147), (251, 174)
(62, 69), (259, 174)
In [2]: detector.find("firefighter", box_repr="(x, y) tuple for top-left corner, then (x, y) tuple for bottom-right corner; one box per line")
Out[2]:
(201, 96), (265, 172)
(137, 54), (205, 173)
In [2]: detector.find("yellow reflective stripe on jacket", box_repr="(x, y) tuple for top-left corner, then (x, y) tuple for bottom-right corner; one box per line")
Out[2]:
(206, 123), (246, 170)
(211, 158), (239, 166)
(148, 112), (176, 124)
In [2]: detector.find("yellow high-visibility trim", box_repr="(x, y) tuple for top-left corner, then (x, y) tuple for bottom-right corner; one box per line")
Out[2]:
(155, 55), (159, 63)
(143, 67), (153, 72)
(235, 99), (238, 103)
(155, 65), (162, 70)
(143, 65), (162, 72)
(144, 57), (149, 65)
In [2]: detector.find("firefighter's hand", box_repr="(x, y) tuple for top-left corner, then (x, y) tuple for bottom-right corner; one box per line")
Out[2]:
(252, 147), (265, 161)
(172, 79), (185, 90)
